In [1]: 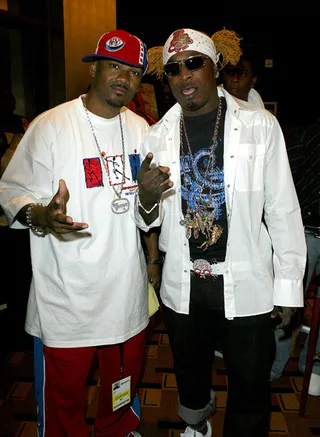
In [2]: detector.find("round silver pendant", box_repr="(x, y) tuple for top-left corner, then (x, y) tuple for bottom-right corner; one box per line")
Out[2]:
(111, 197), (130, 214)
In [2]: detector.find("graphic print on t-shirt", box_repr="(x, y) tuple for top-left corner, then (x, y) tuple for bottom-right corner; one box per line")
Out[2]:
(83, 157), (103, 188)
(105, 154), (130, 186)
(181, 144), (225, 220)
(128, 151), (140, 182)
(83, 152), (141, 190)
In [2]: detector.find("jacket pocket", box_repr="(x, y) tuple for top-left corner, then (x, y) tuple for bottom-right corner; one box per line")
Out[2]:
(235, 143), (266, 191)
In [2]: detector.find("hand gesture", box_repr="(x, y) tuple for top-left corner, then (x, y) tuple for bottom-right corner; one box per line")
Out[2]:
(137, 152), (173, 207)
(40, 179), (89, 234)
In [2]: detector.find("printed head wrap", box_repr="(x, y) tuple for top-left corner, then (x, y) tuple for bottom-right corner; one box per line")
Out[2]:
(163, 29), (220, 65)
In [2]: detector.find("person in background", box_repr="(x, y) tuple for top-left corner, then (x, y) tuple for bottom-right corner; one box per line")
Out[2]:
(0, 30), (151, 437)
(0, 88), (29, 174)
(221, 47), (319, 392)
(135, 28), (306, 437)
(222, 45), (320, 396)
(126, 89), (158, 126)
(220, 46), (264, 108)
(271, 113), (320, 396)
(0, 88), (31, 351)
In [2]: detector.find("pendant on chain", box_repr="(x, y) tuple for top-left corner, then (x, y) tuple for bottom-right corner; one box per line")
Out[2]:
(111, 197), (130, 214)
(179, 208), (223, 250)
(82, 95), (130, 215)
(198, 224), (223, 251)
(180, 209), (197, 239)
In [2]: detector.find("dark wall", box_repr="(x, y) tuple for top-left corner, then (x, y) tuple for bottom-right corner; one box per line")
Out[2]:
(0, 0), (65, 122)
(1, 3), (316, 126)
(0, 1), (49, 120)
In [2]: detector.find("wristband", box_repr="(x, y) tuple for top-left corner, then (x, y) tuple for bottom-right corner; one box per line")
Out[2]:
(26, 203), (46, 237)
(138, 197), (158, 215)
(147, 255), (165, 265)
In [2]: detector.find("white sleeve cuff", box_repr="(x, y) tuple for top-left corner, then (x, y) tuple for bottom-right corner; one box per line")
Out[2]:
(273, 278), (304, 307)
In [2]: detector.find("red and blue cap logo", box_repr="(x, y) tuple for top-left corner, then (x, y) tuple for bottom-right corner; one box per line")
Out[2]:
(82, 30), (148, 74)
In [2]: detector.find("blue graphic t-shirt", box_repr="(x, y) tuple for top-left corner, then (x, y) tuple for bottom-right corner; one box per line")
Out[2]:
(180, 97), (227, 263)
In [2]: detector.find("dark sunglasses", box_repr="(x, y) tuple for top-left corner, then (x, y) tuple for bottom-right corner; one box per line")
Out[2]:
(163, 55), (209, 77)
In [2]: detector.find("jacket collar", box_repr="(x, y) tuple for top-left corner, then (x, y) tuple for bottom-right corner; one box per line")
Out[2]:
(161, 86), (250, 130)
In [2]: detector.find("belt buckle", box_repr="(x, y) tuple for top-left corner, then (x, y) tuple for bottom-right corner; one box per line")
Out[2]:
(192, 259), (212, 279)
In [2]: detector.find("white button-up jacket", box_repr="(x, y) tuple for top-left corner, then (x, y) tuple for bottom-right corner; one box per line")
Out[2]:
(135, 88), (306, 318)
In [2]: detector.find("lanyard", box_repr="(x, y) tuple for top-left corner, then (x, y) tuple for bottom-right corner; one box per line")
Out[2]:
(120, 343), (124, 378)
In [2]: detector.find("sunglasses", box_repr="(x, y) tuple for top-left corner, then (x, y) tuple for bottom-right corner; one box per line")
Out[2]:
(163, 55), (209, 77)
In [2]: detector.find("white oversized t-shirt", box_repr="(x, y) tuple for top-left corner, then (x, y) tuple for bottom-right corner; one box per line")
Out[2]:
(0, 96), (150, 347)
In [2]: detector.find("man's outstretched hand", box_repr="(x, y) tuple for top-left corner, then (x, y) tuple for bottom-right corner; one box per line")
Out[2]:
(37, 179), (89, 234)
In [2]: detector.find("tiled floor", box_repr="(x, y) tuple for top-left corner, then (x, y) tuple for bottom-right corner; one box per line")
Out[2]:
(0, 295), (319, 437)
(1, 314), (320, 437)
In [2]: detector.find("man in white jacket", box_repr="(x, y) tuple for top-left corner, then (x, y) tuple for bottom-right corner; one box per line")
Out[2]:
(135, 28), (306, 437)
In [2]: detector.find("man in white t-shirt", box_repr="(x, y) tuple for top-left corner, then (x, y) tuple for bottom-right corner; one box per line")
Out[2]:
(0, 30), (150, 437)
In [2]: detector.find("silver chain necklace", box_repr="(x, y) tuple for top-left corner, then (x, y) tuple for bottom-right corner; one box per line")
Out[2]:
(82, 96), (130, 214)
(179, 98), (223, 250)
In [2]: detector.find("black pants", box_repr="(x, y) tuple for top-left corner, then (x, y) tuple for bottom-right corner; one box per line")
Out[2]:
(162, 274), (275, 437)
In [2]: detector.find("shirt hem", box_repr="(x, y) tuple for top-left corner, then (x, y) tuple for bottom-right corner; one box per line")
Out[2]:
(25, 318), (149, 348)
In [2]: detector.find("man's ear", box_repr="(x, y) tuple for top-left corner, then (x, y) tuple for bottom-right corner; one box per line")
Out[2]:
(90, 62), (97, 78)
(252, 76), (257, 87)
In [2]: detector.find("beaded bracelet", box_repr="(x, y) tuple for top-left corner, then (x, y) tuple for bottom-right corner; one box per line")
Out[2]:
(26, 203), (46, 237)
(137, 197), (159, 215)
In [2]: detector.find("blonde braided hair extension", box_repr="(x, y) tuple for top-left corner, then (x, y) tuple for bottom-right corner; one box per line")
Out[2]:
(211, 28), (243, 69)
(146, 46), (164, 80)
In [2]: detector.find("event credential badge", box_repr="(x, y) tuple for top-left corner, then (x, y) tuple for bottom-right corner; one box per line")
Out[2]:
(112, 375), (131, 411)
